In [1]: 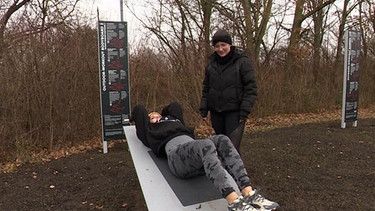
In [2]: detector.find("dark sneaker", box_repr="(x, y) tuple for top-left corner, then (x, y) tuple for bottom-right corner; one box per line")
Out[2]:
(243, 189), (279, 210)
(228, 197), (259, 211)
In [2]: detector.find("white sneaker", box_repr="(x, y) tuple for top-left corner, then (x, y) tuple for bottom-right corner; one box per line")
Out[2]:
(243, 189), (279, 210)
(228, 197), (259, 211)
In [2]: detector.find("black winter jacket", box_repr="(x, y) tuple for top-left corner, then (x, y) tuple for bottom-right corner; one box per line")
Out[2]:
(130, 103), (194, 158)
(200, 46), (257, 120)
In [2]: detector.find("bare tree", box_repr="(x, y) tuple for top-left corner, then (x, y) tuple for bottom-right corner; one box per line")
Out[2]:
(254, 0), (273, 62)
(286, 0), (336, 69)
(125, 0), (216, 114)
(201, 0), (215, 58)
(0, 0), (31, 62)
(239, 0), (273, 63)
(357, 0), (372, 58)
(335, 0), (363, 65)
(0, 0), (97, 161)
(309, 0), (332, 84)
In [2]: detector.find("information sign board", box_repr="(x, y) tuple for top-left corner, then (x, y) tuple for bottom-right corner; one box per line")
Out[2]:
(341, 30), (360, 128)
(98, 21), (130, 152)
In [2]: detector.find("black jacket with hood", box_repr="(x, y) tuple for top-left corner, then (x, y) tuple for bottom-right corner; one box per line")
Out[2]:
(200, 46), (257, 120)
(130, 102), (194, 158)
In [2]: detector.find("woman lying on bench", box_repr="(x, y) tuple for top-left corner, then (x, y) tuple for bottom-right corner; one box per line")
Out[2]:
(130, 102), (279, 211)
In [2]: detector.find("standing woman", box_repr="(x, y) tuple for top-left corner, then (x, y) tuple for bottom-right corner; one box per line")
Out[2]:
(200, 29), (257, 154)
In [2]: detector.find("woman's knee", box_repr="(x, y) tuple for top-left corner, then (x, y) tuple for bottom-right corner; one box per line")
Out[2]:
(198, 139), (216, 154)
(211, 135), (236, 154)
(200, 138), (215, 147)
(211, 134), (231, 145)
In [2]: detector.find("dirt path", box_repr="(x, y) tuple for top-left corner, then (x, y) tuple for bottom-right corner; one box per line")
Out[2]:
(1, 118), (374, 210)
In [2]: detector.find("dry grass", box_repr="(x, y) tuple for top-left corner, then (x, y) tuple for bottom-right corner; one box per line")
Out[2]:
(247, 105), (375, 132)
(2, 105), (374, 173)
(188, 106), (375, 139)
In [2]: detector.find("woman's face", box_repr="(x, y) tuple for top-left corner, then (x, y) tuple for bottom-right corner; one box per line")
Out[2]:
(149, 113), (162, 123)
(214, 42), (231, 57)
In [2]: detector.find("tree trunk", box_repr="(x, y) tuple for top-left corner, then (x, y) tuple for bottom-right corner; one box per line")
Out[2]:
(202, 0), (215, 58)
(240, 0), (253, 60)
(335, 0), (350, 66)
(254, 0), (273, 64)
(312, 0), (324, 84)
(286, 0), (305, 69)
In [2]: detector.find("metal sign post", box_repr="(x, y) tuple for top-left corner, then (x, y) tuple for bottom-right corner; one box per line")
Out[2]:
(341, 30), (361, 129)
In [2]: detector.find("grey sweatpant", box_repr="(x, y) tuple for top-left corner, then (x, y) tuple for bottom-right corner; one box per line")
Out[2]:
(165, 134), (252, 198)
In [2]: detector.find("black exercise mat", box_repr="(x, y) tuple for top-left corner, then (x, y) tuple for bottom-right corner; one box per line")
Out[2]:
(148, 151), (222, 206)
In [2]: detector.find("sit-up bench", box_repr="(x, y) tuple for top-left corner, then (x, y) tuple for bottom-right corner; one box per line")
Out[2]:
(123, 125), (239, 211)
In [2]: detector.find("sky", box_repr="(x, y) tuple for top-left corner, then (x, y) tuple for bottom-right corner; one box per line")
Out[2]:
(78, 0), (148, 43)
(96, 0), (125, 21)
(78, 0), (351, 49)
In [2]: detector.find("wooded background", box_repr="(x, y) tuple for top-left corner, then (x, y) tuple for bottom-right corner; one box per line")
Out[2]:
(1, 0), (374, 164)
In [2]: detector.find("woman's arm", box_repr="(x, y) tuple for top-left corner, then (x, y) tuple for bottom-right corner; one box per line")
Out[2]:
(161, 102), (185, 125)
(130, 104), (150, 147)
(199, 66), (210, 118)
(239, 57), (257, 120)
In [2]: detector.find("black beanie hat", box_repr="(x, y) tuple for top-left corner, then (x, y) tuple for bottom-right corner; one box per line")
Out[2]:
(212, 29), (232, 46)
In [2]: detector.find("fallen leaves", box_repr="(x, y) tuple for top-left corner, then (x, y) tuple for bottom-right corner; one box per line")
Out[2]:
(2, 106), (374, 173)
(195, 106), (375, 137)
(1, 137), (104, 173)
